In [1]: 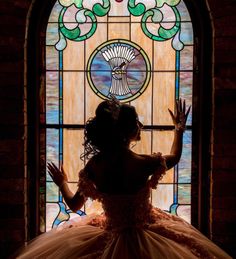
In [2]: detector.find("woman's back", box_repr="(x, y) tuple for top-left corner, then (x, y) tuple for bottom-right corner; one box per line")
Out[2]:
(85, 148), (159, 195)
(17, 99), (232, 259)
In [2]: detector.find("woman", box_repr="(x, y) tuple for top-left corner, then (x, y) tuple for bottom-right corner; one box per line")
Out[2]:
(16, 98), (231, 258)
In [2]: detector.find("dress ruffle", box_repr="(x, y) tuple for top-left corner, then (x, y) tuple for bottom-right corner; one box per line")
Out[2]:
(16, 154), (232, 259)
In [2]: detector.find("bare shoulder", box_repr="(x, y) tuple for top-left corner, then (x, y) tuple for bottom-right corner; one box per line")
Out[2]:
(85, 155), (99, 167)
(84, 154), (101, 178)
(131, 151), (163, 172)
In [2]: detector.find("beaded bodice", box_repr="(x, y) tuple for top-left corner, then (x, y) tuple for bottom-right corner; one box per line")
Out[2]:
(78, 153), (167, 230)
(100, 187), (155, 230)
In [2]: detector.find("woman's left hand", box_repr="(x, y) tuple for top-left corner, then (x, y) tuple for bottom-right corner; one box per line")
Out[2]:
(168, 99), (191, 131)
(47, 162), (68, 188)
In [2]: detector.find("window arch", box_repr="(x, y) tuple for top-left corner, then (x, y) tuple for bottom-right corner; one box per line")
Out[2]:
(41, 0), (194, 232)
(27, 0), (212, 236)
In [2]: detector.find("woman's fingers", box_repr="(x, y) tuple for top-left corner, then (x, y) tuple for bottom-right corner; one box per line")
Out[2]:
(48, 172), (55, 182)
(47, 162), (61, 176)
(185, 105), (191, 122)
(183, 99), (186, 113)
(176, 99), (190, 115)
(47, 163), (53, 173)
(60, 164), (68, 181)
(175, 99), (182, 115)
(175, 100), (179, 115)
(51, 163), (61, 173)
(47, 162), (67, 181)
(168, 108), (175, 122)
(179, 99), (182, 112)
(169, 99), (191, 126)
(60, 164), (66, 175)
(50, 162), (58, 171)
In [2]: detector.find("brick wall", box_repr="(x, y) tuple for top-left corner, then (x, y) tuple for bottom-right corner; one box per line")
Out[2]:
(0, 1), (31, 258)
(208, 0), (236, 256)
(0, 0), (235, 258)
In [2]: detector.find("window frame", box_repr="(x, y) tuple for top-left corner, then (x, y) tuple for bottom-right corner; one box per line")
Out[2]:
(26, 0), (212, 239)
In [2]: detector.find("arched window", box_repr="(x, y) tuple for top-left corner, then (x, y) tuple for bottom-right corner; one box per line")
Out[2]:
(36, 0), (200, 232)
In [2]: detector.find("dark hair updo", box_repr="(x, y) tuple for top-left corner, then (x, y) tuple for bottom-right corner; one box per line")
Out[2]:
(81, 99), (139, 159)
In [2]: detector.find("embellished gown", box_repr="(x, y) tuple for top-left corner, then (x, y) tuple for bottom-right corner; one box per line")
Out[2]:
(16, 160), (231, 259)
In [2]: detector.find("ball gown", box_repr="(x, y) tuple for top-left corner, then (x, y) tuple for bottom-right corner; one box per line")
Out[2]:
(16, 156), (232, 259)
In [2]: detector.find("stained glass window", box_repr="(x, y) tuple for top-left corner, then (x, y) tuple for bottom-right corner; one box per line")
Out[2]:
(87, 39), (151, 102)
(41, 0), (194, 232)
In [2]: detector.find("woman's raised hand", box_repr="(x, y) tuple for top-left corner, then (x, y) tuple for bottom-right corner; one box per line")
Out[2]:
(168, 99), (191, 131)
(47, 162), (68, 188)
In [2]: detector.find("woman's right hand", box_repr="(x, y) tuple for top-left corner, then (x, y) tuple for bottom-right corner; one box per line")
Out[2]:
(47, 162), (68, 188)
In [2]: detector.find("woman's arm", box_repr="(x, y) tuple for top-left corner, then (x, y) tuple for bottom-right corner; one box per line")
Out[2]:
(164, 129), (184, 170)
(164, 99), (191, 170)
(47, 162), (86, 212)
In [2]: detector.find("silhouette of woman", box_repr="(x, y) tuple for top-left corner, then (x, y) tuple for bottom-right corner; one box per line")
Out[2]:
(16, 98), (231, 259)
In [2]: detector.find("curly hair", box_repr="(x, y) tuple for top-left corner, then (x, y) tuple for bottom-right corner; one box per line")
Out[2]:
(81, 99), (139, 160)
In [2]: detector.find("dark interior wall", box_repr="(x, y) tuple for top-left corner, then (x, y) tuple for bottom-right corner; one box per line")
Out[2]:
(208, 0), (236, 255)
(0, 0), (235, 258)
(0, 0), (31, 257)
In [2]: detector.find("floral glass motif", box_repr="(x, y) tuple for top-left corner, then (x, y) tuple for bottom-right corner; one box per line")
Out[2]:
(43, 0), (194, 232)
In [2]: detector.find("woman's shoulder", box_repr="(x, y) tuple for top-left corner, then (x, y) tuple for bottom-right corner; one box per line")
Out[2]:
(83, 154), (101, 178)
(133, 152), (163, 164)
(134, 152), (167, 176)
(85, 154), (100, 166)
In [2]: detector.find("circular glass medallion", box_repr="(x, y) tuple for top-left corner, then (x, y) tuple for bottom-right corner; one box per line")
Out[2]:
(87, 39), (151, 102)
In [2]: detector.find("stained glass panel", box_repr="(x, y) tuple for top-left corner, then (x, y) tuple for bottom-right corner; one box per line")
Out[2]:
(46, 23), (59, 45)
(178, 184), (191, 204)
(109, 0), (129, 16)
(154, 41), (176, 71)
(152, 184), (174, 211)
(87, 40), (151, 102)
(179, 131), (192, 184)
(132, 130), (152, 154)
(63, 72), (85, 124)
(108, 20), (130, 39)
(130, 84), (152, 125)
(179, 72), (192, 125)
(153, 72), (176, 125)
(48, 1), (63, 22)
(63, 129), (84, 181)
(177, 205), (191, 223)
(176, 1), (191, 21)
(63, 41), (85, 70)
(180, 46), (194, 70)
(43, 0), (194, 231)
(85, 81), (103, 120)
(153, 131), (174, 184)
(46, 72), (59, 124)
(180, 22), (194, 45)
(46, 182), (58, 202)
(46, 46), (59, 70)
(46, 203), (60, 232)
(46, 129), (59, 170)
(130, 23), (153, 64)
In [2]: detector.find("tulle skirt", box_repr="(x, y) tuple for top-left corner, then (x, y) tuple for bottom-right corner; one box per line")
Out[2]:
(15, 208), (232, 259)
